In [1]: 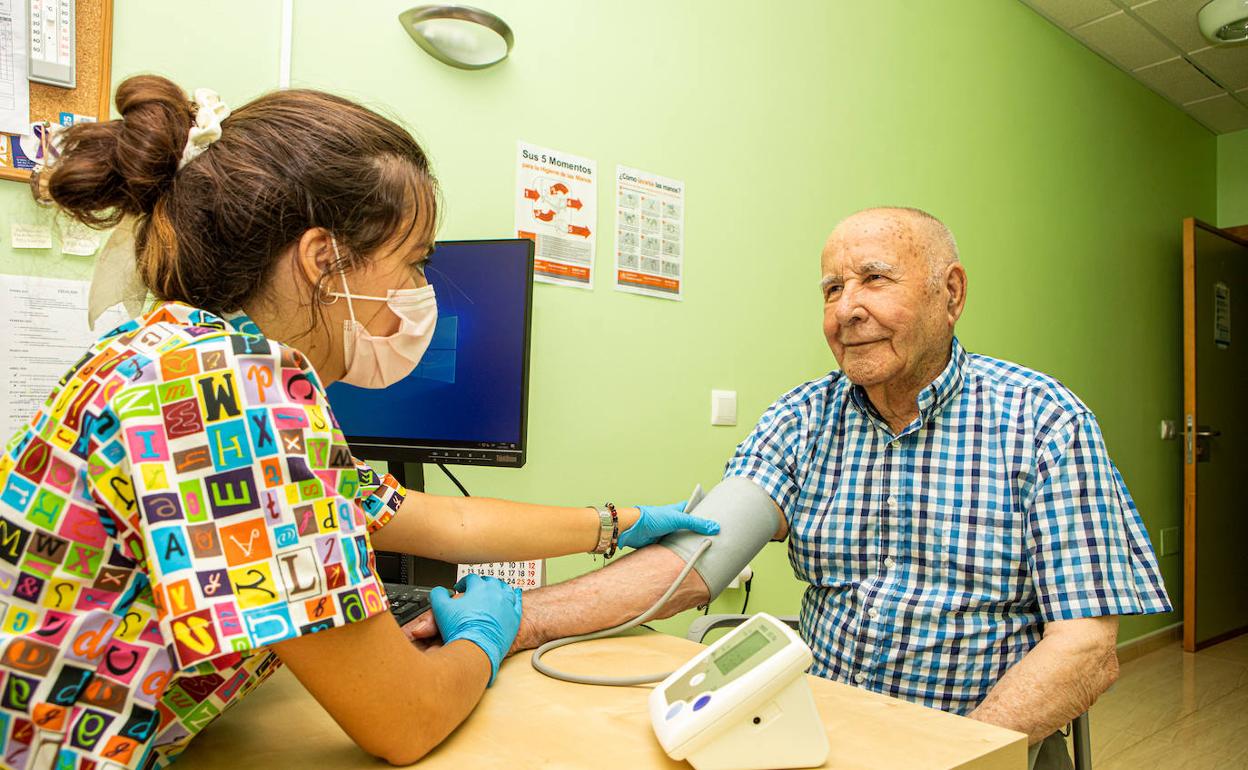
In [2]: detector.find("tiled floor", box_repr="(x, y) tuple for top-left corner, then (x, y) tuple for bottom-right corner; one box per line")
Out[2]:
(1085, 634), (1248, 768)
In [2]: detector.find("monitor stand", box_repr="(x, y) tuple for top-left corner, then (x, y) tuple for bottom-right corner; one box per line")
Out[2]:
(374, 462), (459, 589)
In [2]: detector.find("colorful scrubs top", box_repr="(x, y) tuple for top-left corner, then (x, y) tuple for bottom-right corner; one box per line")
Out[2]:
(0, 302), (406, 769)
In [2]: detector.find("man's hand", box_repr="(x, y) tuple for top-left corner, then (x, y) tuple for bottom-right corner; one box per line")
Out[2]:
(404, 605), (538, 656)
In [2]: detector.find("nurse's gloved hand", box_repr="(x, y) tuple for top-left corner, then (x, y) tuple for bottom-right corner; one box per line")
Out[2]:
(428, 573), (523, 687)
(618, 501), (720, 550)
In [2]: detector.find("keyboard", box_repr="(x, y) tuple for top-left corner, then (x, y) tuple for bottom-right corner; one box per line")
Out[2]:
(385, 583), (432, 626)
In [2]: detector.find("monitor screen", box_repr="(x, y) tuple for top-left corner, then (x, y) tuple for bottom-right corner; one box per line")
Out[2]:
(326, 238), (534, 467)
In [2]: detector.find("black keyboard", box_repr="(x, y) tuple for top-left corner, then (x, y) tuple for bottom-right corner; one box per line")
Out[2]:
(385, 583), (432, 626)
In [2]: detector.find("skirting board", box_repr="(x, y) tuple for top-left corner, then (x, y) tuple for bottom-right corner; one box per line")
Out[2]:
(1116, 622), (1183, 665)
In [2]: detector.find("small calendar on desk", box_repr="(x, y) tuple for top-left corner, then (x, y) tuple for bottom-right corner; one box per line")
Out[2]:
(456, 560), (544, 590)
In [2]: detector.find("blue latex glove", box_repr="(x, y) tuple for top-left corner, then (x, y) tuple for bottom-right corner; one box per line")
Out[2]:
(618, 500), (721, 550)
(429, 573), (523, 686)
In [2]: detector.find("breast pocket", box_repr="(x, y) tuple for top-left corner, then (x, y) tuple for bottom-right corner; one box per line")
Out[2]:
(923, 503), (1028, 608)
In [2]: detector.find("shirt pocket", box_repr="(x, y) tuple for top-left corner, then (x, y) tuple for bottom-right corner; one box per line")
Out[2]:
(924, 502), (1028, 609)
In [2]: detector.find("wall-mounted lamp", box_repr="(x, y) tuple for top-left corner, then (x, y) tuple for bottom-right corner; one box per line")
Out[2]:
(1198, 0), (1248, 44)
(399, 5), (514, 69)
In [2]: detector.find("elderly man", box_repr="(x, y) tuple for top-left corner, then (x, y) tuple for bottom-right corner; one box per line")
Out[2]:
(412, 207), (1171, 768)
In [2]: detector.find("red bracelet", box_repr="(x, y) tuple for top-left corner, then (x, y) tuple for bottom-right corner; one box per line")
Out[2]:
(604, 502), (619, 559)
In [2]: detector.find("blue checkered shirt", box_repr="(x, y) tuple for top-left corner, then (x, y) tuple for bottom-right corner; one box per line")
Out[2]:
(724, 338), (1171, 715)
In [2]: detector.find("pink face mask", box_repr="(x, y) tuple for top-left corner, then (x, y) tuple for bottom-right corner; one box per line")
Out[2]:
(326, 238), (438, 389)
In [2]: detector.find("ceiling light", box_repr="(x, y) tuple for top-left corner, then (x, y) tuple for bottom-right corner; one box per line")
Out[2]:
(399, 5), (514, 69)
(1198, 0), (1248, 44)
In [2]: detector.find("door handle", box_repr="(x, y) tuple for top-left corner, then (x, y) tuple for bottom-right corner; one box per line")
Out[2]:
(1195, 428), (1221, 438)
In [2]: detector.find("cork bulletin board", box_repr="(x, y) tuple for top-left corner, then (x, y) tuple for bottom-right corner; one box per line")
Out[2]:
(0, 0), (114, 183)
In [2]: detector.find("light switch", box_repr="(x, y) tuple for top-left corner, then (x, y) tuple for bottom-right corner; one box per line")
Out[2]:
(1160, 526), (1181, 557)
(711, 390), (737, 426)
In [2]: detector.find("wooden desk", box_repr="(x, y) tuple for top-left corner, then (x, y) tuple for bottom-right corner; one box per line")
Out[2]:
(177, 633), (1026, 769)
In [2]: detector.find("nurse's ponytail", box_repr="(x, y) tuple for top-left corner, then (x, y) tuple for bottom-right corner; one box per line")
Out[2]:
(40, 74), (438, 319)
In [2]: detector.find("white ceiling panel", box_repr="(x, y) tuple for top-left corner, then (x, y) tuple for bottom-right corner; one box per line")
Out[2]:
(1130, 0), (1213, 54)
(1187, 45), (1248, 91)
(1072, 11), (1177, 70)
(1019, 0), (1248, 133)
(1025, 0), (1121, 28)
(1184, 94), (1248, 132)
(1134, 57), (1226, 103)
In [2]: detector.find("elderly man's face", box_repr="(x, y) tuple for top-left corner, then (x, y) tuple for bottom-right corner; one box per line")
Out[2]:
(820, 213), (956, 388)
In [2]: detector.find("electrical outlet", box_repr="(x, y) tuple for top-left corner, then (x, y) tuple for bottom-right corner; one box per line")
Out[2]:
(1160, 526), (1181, 557)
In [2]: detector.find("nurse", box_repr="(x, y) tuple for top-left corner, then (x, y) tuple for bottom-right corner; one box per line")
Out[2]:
(0, 76), (716, 769)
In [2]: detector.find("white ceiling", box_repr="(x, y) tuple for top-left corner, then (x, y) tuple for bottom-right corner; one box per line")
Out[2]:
(1019, 0), (1248, 133)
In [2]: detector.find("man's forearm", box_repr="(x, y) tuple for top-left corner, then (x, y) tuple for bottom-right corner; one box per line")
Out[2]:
(968, 619), (1119, 743)
(513, 544), (710, 650)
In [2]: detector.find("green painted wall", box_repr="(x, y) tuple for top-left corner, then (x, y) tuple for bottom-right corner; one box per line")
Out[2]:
(1219, 128), (1248, 227)
(0, 0), (1217, 643)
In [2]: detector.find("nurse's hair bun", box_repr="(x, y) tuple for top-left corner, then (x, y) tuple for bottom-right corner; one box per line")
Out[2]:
(48, 75), (191, 227)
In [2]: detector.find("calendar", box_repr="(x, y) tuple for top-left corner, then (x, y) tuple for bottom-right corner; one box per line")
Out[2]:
(456, 560), (544, 591)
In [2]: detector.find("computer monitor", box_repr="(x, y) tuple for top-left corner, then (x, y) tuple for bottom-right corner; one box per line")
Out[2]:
(326, 238), (534, 468)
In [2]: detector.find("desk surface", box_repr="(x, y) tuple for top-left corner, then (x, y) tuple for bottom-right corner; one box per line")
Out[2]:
(177, 633), (1026, 769)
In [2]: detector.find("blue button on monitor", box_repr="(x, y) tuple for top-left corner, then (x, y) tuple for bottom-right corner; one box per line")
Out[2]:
(693, 694), (712, 711)
(666, 702), (683, 720)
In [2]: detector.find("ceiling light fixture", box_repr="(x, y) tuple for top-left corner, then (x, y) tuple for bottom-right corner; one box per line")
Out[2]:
(399, 5), (514, 69)
(1198, 0), (1248, 44)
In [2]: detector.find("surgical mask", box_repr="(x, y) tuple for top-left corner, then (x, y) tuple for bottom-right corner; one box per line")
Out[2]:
(326, 238), (438, 389)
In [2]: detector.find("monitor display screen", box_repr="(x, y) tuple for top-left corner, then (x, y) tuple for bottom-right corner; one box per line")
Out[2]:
(326, 238), (533, 467)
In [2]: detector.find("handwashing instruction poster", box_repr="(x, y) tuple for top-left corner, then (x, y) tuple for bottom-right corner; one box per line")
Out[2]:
(515, 141), (597, 289)
(614, 165), (685, 300)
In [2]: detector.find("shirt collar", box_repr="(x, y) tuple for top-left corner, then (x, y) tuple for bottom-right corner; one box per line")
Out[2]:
(847, 337), (967, 432)
(140, 300), (259, 336)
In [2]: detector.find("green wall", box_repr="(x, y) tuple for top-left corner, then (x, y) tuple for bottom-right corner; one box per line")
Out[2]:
(0, 0), (1219, 642)
(1219, 128), (1248, 227)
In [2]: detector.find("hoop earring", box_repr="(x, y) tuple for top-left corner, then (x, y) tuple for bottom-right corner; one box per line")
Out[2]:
(316, 282), (340, 306)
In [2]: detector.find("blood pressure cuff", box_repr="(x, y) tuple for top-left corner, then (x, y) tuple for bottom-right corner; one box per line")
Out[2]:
(656, 477), (779, 601)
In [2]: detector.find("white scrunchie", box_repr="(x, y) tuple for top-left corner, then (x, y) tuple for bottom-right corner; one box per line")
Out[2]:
(178, 88), (231, 169)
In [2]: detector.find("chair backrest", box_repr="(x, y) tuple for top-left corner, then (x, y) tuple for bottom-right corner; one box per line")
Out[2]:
(686, 613), (800, 643)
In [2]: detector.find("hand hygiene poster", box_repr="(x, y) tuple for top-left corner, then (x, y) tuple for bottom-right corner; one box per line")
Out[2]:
(614, 165), (684, 300)
(515, 141), (597, 288)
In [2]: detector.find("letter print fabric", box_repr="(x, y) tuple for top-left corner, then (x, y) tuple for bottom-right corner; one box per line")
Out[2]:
(0, 302), (406, 769)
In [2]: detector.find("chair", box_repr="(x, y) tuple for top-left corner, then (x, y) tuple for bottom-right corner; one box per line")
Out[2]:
(685, 613), (800, 643)
(688, 614), (1092, 770)
(1070, 711), (1090, 770)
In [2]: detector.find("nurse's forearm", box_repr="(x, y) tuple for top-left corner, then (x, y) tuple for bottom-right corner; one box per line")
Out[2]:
(370, 491), (641, 562)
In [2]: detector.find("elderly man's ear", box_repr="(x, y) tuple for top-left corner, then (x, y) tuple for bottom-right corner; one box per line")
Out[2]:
(944, 263), (968, 324)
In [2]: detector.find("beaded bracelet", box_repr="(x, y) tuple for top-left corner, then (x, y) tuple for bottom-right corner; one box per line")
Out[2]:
(603, 502), (619, 559)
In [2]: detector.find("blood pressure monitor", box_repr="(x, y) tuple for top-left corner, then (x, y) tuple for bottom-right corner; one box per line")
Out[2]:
(649, 613), (830, 770)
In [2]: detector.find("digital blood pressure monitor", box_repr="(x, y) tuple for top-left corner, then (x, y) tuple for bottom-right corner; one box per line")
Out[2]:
(649, 613), (829, 770)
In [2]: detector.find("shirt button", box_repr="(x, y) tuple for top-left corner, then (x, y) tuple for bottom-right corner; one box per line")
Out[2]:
(867, 608), (879, 620)
(885, 496), (897, 509)
(883, 557), (895, 569)
(854, 672), (866, 683)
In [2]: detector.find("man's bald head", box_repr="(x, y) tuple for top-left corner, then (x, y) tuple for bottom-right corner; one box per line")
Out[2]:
(831, 207), (959, 285)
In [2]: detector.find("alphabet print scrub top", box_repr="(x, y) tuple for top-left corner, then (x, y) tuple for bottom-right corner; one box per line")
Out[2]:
(0, 301), (406, 769)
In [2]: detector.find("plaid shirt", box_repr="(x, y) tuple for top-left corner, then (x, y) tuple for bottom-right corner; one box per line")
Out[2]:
(724, 338), (1171, 715)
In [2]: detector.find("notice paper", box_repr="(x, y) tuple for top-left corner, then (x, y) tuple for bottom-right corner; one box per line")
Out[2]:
(515, 141), (597, 288)
(11, 222), (52, 249)
(456, 560), (544, 591)
(614, 165), (685, 300)
(59, 220), (101, 256)
(0, 274), (131, 439)
(0, 0), (29, 136)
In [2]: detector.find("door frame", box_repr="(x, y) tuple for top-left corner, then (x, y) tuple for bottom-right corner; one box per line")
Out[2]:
(1183, 218), (1248, 651)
